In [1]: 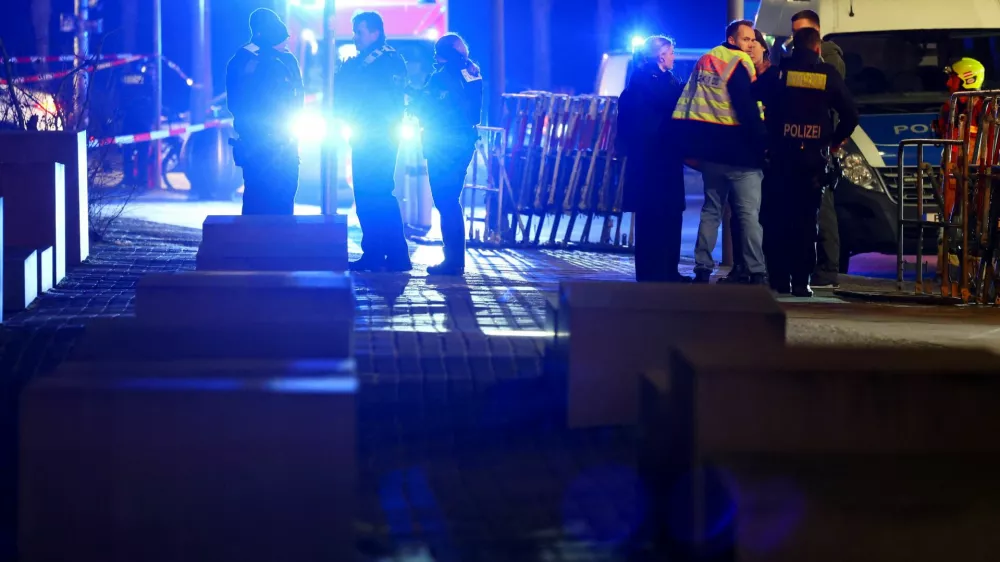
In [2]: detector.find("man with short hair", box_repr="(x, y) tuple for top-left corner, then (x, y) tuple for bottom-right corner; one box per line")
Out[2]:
(790, 9), (846, 287)
(338, 11), (412, 272)
(674, 20), (768, 285)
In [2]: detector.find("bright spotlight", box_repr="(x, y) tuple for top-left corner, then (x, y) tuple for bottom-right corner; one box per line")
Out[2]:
(185, 78), (194, 86)
(400, 123), (416, 141)
(291, 110), (327, 142)
(337, 44), (359, 62)
(339, 124), (353, 142)
(630, 35), (645, 50)
(424, 28), (441, 41)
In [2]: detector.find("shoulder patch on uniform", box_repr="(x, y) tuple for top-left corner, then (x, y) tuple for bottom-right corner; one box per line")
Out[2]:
(461, 69), (482, 83)
(786, 71), (827, 90)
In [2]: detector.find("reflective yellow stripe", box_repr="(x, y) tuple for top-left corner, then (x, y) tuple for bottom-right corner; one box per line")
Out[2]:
(786, 70), (827, 90)
(673, 45), (755, 127)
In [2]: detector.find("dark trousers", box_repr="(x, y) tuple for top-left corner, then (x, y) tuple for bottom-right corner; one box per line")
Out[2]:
(352, 141), (409, 262)
(767, 165), (825, 288)
(813, 187), (841, 284)
(634, 205), (684, 282)
(426, 143), (474, 264)
(241, 142), (299, 215)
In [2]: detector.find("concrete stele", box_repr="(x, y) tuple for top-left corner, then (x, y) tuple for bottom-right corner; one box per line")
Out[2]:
(640, 346), (1000, 562)
(19, 359), (357, 562)
(0, 162), (66, 288)
(555, 281), (786, 428)
(134, 270), (354, 329)
(3, 247), (37, 316)
(70, 316), (353, 362)
(197, 214), (349, 272)
(0, 130), (88, 267)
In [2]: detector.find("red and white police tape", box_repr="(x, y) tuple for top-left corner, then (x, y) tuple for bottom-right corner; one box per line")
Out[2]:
(88, 117), (234, 148)
(1, 55), (144, 86)
(3, 54), (196, 86)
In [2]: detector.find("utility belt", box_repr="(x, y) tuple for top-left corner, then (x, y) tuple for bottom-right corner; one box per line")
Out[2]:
(770, 144), (837, 188)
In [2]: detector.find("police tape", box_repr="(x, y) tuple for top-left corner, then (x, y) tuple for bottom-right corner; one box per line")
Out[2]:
(88, 117), (234, 148)
(5, 54), (144, 64)
(2, 54), (196, 86)
(0, 55), (144, 85)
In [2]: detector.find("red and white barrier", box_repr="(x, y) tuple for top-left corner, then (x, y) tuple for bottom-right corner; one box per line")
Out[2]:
(1, 56), (144, 86)
(87, 117), (235, 148)
(2, 54), (196, 86)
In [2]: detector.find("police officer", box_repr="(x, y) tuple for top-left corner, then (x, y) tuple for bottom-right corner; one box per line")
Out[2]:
(225, 8), (303, 215)
(408, 34), (483, 276)
(755, 27), (858, 297)
(338, 11), (412, 272)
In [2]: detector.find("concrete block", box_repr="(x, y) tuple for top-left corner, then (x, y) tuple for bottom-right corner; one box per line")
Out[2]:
(197, 214), (348, 272)
(134, 271), (354, 329)
(0, 130), (88, 267)
(640, 346), (1000, 562)
(0, 162), (66, 287)
(71, 316), (352, 362)
(3, 247), (37, 314)
(556, 281), (785, 427)
(19, 359), (357, 562)
(36, 246), (53, 293)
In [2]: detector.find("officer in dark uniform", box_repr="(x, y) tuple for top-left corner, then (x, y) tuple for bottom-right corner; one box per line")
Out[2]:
(119, 62), (155, 187)
(338, 11), (412, 272)
(754, 27), (858, 297)
(225, 8), (303, 215)
(407, 33), (483, 276)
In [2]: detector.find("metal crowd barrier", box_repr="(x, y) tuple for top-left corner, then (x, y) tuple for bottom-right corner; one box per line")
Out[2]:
(896, 90), (1000, 304)
(400, 91), (633, 252)
(490, 92), (631, 252)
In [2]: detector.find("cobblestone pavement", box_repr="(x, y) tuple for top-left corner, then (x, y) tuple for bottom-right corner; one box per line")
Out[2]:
(4, 216), (1000, 561)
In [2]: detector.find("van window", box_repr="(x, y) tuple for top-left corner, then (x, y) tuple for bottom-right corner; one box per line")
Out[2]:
(829, 29), (1000, 98)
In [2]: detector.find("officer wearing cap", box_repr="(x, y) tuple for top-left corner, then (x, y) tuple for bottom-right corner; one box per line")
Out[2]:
(407, 33), (483, 276)
(755, 27), (858, 297)
(225, 8), (304, 215)
(338, 11), (412, 272)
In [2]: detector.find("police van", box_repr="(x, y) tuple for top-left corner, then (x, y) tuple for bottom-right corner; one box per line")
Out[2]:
(596, 46), (708, 97)
(755, 0), (1000, 269)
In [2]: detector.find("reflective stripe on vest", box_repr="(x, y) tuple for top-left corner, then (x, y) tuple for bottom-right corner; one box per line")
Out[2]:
(673, 45), (756, 126)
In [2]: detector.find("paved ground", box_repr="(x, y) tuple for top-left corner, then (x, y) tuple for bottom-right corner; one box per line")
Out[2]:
(4, 197), (1000, 561)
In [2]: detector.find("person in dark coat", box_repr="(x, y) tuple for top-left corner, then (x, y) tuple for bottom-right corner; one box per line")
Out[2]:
(617, 35), (690, 283)
(408, 33), (483, 276)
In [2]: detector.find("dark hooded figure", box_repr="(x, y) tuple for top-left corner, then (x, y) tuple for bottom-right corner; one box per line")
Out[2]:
(617, 35), (690, 283)
(225, 8), (304, 215)
(408, 33), (483, 276)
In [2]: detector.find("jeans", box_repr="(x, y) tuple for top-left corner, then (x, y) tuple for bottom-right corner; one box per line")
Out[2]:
(694, 161), (765, 275)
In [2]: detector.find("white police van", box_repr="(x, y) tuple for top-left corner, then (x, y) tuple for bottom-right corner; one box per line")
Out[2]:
(755, 0), (1000, 269)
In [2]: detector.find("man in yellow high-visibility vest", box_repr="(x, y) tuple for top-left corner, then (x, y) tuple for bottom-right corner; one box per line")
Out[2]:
(673, 19), (768, 285)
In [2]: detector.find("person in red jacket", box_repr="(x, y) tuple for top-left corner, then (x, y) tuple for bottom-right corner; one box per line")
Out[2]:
(933, 57), (986, 220)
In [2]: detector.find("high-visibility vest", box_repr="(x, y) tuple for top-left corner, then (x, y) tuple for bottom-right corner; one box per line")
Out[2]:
(673, 45), (757, 126)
